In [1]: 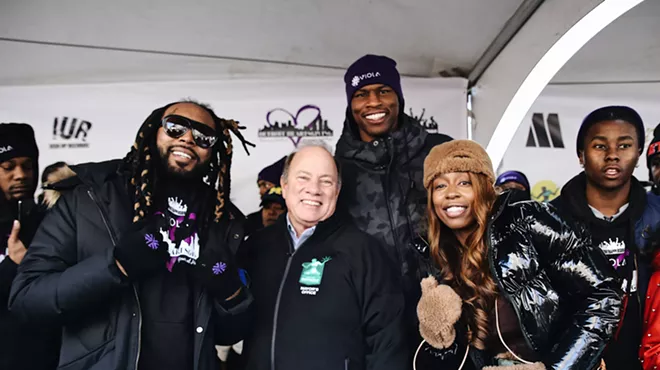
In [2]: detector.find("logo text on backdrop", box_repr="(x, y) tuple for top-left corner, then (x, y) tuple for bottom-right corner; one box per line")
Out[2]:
(259, 105), (333, 148)
(51, 117), (92, 149)
(526, 113), (564, 148)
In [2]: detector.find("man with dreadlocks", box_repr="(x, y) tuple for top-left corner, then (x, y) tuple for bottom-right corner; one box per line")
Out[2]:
(9, 101), (255, 370)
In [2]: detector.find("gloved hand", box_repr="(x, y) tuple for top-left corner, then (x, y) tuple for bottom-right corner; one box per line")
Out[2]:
(417, 276), (463, 349)
(114, 213), (170, 280)
(194, 243), (244, 301)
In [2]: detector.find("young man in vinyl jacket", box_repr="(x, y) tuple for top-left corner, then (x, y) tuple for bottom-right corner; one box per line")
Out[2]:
(9, 101), (254, 370)
(240, 144), (407, 370)
(552, 106), (660, 370)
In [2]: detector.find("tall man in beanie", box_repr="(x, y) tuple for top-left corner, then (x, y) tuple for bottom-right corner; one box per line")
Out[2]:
(647, 123), (660, 195)
(0, 123), (60, 370)
(9, 101), (254, 370)
(552, 106), (660, 370)
(335, 54), (452, 349)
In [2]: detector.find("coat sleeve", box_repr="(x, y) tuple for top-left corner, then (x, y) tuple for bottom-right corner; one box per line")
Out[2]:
(539, 205), (623, 370)
(355, 236), (408, 370)
(8, 189), (127, 324)
(0, 256), (18, 310)
(640, 253), (660, 370)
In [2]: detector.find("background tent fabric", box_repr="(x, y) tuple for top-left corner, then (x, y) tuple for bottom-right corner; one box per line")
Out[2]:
(0, 77), (467, 214)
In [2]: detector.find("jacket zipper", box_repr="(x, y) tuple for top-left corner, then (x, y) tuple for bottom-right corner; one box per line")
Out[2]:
(271, 234), (302, 370)
(87, 189), (143, 370)
(382, 138), (404, 273)
(485, 195), (540, 356)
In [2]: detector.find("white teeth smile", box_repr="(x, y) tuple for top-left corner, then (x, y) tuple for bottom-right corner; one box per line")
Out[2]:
(302, 200), (321, 206)
(445, 206), (467, 217)
(606, 169), (619, 175)
(172, 151), (192, 160)
(365, 113), (386, 121)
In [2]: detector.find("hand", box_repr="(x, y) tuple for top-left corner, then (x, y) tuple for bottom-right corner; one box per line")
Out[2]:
(7, 220), (27, 264)
(417, 276), (463, 349)
(194, 244), (244, 301)
(114, 214), (170, 280)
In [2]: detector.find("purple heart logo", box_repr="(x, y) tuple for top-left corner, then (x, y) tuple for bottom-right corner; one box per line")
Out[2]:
(265, 105), (323, 147)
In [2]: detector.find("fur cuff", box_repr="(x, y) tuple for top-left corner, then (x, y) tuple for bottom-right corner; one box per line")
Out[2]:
(417, 276), (463, 349)
(483, 362), (545, 370)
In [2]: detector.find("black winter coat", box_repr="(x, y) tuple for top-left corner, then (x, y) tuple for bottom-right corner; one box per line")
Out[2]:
(419, 193), (622, 370)
(335, 113), (451, 279)
(1, 202), (60, 370)
(240, 214), (407, 370)
(8, 160), (253, 370)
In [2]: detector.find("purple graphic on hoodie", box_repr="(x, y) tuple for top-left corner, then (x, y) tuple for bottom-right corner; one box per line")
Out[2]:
(145, 234), (159, 249)
(212, 262), (227, 275)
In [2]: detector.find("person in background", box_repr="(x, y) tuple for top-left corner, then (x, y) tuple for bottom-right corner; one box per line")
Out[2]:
(552, 106), (660, 370)
(244, 156), (286, 237)
(0, 123), (60, 370)
(334, 54), (452, 352)
(39, 161), (75, 208)
(241, 143), (407, 370)
(646, 123), (660, 195)
(217, 185), (287, 370)
(9, 101), (254, 370)
(259, 186), (286, 227)
(416, 140), (621, 370)
(494, 170), (531, 201)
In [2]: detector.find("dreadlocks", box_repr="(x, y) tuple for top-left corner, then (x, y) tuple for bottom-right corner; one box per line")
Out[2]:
(122, 101), (254, 227)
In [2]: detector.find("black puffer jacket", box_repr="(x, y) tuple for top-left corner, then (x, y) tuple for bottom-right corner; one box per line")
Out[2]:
(489, 194), (621, 369)
(335, 114), (451, 278)
(420, 193), (623, 370)
(8, 160), (253, 370)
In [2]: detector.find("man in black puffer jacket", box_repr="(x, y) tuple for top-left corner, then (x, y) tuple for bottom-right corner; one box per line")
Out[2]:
(9, 101), (253, 370)
(0, 123), (60, 370)
(335, 55), (452, 348)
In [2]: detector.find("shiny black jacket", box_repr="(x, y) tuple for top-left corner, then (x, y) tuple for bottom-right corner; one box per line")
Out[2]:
(8, 160), (253, 370)
(488, 193), (622, 369)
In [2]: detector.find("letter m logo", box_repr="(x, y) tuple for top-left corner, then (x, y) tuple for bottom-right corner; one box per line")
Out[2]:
(526, 113), (564, 148)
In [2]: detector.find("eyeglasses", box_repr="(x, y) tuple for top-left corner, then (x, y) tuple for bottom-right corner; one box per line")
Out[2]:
(161, 115), (218, 149)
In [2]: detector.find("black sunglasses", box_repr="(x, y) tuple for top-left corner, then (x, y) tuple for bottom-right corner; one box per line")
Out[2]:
(161, 115), (218, 149)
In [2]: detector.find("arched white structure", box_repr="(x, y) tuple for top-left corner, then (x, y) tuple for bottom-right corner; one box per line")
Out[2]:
(481, 0), (645, 169)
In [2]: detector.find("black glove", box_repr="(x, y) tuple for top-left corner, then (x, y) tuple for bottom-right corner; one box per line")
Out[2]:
(194, 244), (244, 301)
(114, 213), (170, 280)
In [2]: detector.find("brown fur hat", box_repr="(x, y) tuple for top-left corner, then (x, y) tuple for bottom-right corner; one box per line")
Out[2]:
(417, 276), (463, 349)
(423, 140), (495, 188)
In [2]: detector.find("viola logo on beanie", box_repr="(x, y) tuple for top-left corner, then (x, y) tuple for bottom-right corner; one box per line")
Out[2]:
(351, 72), (381, 87)
(0, 145), (13, 154)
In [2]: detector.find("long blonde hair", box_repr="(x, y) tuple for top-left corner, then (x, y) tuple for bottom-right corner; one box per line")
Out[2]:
(426, 172), (498, 349)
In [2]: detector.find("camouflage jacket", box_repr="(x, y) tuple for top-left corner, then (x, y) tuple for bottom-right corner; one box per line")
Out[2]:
(335, 113), (451, 278)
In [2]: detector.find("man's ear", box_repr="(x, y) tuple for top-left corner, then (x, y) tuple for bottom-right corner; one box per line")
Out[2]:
(579, 151), (585, 167)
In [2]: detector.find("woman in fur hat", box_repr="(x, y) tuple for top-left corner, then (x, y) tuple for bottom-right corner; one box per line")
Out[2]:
(415, 140), (622, 370)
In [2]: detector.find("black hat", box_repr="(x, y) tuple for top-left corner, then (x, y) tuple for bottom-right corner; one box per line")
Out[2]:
(576, 106), (645, 156)
(0, 123), (39, 164)
(344, 55), (404, 110)
(260, 186), (285, 208)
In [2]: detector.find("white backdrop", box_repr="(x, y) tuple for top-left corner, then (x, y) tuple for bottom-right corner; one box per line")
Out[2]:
(500, 83), (660, 202)
(0, 77), (467, 214)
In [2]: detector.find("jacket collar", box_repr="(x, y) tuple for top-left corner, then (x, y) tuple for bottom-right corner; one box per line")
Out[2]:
(559, 172), (647, 223)
(335, 112), (428, 168)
